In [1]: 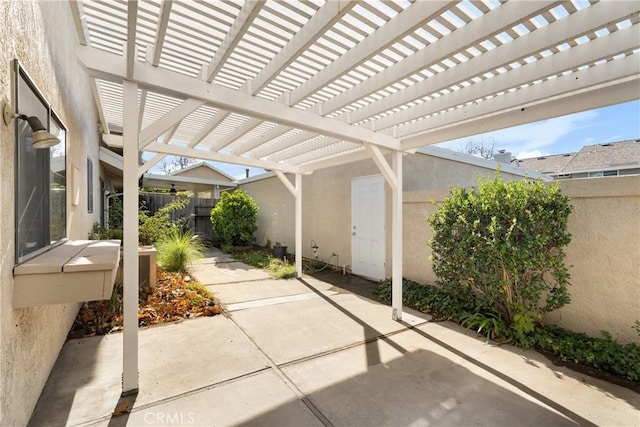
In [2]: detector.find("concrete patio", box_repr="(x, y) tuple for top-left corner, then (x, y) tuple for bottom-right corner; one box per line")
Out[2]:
(29, 249), (639, 426)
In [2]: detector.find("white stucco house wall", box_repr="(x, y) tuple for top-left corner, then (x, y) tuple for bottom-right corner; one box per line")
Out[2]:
(0, 2), (103, 424)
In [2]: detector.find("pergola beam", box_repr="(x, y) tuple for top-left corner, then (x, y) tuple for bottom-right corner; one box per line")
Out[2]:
(351, 1), (638, 126)
(149, 0), (173, 67)
(288, 1), (450, 106)
(238, 125), (293, 156)
(206, 0), (264, 83)
(145, 141), (298, 173)
(77, 46), (401, 150)
(321, 0), (552, 116)
(139, 98), (205, 149)
(401, 61), (640, 150)
(253, 130), (317, 159)
(378, 24), (640, 133)
(248, 1), (357, 95)
(189, 111), (229, 148)
(210, 117), (262, 152)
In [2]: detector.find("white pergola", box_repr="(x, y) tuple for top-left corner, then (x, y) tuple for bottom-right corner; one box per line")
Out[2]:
(71, 0), (640, 394)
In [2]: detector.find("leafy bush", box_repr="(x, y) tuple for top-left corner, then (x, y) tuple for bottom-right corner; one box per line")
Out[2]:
(375, 278), (640, 381)
(533, 326), (640, 381)
(139, 194), (190, 245)
(156, 229), (205, 273)
(89, 222), (124, 241)
(377, 278), (472, 320)
(210, 190), (258, 246)
(428, 173), (573, 332)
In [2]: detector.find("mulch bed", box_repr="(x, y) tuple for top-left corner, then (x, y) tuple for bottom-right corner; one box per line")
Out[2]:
(69, 268), (222, 339)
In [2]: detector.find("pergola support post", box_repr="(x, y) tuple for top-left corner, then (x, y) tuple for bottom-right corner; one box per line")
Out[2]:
(295, 173), (302, 278)
(365, 144), (403, 321)
(391, 151), (403, 321)
(122, 80), (139, 395)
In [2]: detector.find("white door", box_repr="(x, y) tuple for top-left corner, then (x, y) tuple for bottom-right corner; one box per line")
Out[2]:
(351, 175), (385, 280)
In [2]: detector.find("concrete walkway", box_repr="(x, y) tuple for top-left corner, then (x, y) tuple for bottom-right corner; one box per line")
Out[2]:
(30, 249), (639, 426)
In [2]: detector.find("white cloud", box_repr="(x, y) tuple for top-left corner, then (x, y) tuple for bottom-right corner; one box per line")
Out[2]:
(516, 150), (548, 159)
(436, 109), (598, 157)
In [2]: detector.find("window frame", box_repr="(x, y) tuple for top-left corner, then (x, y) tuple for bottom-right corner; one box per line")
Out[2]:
(13, 60), (68, 264)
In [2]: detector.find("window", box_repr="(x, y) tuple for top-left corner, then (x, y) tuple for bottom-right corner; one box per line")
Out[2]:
(14, 61), (67, 263)
(87, 158), (93, 213)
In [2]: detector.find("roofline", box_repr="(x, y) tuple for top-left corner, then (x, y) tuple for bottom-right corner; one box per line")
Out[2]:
(143, 173), (238, 188)
(170, 161), (235, 181)
(237, 170), (277, 184)
(417, 146), (550, 181)
(547, 163), (640, 176)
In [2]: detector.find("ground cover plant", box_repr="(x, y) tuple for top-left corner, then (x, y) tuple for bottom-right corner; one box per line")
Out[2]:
(70, 268), (221, 338)
(376, 279), (640, 385)
(156, 228), (206, 273)
(227, 246), (296, 279)
(428, 173), (573, 346)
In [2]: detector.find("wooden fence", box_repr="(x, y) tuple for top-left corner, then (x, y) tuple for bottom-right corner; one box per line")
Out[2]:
(139, 193), (218, 241)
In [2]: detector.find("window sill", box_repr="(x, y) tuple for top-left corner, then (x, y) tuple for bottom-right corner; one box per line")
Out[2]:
(13, 240), (121, 308)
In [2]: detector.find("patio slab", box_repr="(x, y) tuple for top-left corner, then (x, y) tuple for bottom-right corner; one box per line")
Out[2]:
(98, 370), (323, 427)
(29, 316), (267, 426)
(190, 261), (272, 285)
(229, 288), (430, 365)
(28, 250), (640, 427)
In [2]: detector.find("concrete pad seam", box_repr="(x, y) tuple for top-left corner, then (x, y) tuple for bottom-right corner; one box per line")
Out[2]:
(224, 309), (335, 427)
(276, 321), (429, 369)
(69, 367), (272, 427)
(201, 277), (275, 286)
(225, 290), (339, 312)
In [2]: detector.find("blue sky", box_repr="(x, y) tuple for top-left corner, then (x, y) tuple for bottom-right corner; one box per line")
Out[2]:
(435, 100), (640, 159)
(150, 100), (639, 179)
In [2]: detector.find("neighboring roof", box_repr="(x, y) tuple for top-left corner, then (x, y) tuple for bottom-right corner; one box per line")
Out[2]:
(418, 146), (549, 180)
(73, 1), (640, 175)
(142, 173), (237, 193)
(171, 162), (235, 182)
(517, 139), (640, 174)
(517, 152), (576, 174)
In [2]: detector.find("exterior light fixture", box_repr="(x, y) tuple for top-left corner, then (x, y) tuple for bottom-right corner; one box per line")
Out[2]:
(3, 102), (60, 149)
(169, 184), (177, 195)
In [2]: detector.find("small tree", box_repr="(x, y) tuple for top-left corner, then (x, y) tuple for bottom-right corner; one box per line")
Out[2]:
(139, 194), (190, 245)
(428, 173), (573, 336)
(210, 190), (258, 246)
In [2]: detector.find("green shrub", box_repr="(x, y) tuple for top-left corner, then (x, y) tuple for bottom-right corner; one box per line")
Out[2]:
(89, 222), (123, 241)
(139, 194), (190, 245)
(156, 229), (205, 273)
(428, 173), (573, 333)
(377, 278), (472, 320)
(533, 326), (640, 381)
(210, 190), (258, 246)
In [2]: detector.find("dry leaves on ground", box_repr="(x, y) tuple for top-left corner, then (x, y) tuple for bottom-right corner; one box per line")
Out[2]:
(70, 268), (221, 338)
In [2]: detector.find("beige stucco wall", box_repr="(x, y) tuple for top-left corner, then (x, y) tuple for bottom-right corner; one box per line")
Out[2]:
(0, 2), (100, 424)
(241, 152), (524, 274)
(546, 176), (640, 344)
(402, 177), (640, 344)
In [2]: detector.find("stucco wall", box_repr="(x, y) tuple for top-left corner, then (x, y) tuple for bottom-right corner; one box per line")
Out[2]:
(402, 177), (640, 344)
(0, 2), (100, 424)
(241, 152), (524, 276)
(547, 176), (640, 344)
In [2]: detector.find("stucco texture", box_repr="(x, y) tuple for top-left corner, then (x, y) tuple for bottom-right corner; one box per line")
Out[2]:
(1, 1), (100, 425)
